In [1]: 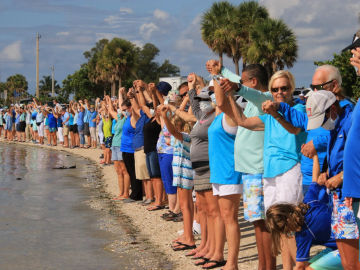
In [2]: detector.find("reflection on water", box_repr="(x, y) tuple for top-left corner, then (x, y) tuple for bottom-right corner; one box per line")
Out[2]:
(0, 143), (169, 270)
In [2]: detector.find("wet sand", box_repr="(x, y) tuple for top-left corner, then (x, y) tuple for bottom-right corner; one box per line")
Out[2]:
(0, 140), (323, 269)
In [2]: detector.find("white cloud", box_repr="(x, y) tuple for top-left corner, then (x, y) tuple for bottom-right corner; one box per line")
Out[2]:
(96, 32), (118, 41)
(131, 40), (144, 48)
(139, 22), (159, 40)
(56, 31), (69, 36)
(104, 15), (121, 25)
(119, 8), (133, 14)
(0, 41), (22, 62)
(153, 9), (169, 20)
(259, 0), (300, 18)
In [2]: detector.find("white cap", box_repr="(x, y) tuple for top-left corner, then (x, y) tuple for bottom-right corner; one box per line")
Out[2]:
(306, 90), (336, 130)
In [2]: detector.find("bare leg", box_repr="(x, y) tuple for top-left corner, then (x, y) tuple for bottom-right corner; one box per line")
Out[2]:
(337, 239), (360, 270)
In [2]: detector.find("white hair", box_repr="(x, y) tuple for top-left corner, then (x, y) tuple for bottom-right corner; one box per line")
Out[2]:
(315, 65), (342, 86)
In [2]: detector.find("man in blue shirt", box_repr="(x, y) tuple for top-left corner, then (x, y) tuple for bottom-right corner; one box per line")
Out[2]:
(263, 90), (359, 270)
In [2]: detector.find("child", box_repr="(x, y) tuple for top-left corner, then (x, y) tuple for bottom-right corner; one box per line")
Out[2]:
(266, 154), (342, 270)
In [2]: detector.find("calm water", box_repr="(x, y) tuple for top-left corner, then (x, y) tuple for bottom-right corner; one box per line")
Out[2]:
(0, 143), (170, 270)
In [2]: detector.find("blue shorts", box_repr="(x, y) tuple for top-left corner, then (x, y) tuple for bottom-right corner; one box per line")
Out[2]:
(242, 173), (265, 222)
(158, 153), (176, 195)
(146, 151), (161, 178)
(49, 127), (56, 133)
(111, 146), (123, 161)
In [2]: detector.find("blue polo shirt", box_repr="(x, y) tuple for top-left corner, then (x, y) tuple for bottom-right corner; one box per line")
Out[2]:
(258, 103), (307, 178)
(295, 183), (336, 262)
(89, 111), (97, 128)
(77, 111), (84, 126)
(132, 110), (150, 150)
(278, 102), (353, 199)
(343, 101), (360, 198)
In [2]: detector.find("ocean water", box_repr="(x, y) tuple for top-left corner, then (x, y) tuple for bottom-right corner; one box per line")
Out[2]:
(0, 143), (171, 270)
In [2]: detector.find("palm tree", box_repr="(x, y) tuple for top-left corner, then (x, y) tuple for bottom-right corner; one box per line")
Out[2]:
(247, 18), (298, 76)
(96, 38), (137, 97)
(201, 1), (234, 66)
(237, 1), (268, 69)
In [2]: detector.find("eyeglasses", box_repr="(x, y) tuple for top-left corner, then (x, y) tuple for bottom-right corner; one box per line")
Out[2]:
(310, 80), (333, 91)
(271, 86), (290, 93)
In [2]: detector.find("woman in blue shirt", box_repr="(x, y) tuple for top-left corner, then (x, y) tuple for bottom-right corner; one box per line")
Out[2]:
(221, 70), (307, 269)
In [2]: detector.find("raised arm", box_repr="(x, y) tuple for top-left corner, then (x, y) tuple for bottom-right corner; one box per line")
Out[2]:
(135, 81), (152, 118)
(105, 96), (118, 120)
(159, 105), (183, 141)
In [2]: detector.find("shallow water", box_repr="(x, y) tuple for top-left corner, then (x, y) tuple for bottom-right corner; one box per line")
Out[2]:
(0, 143), (171, 270)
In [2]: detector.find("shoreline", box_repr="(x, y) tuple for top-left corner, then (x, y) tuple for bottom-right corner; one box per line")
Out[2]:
(0, 139), (324, 269)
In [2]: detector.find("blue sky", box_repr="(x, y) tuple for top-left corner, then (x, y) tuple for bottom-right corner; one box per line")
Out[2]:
(0, 0), (359, 94)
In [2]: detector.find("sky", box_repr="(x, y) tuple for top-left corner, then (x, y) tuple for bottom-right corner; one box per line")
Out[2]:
(0, 0), (359, 94)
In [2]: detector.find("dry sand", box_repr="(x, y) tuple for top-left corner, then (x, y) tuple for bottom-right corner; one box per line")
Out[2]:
(2, 140), (324, 269)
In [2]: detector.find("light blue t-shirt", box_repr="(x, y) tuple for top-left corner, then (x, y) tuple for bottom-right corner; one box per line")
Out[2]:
(258, 103), (307, 178)
(208, 113), (242, 184)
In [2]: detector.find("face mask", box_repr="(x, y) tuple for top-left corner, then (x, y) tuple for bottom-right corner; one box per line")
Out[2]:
(90, 109), (94, 112)
(210, 93), (216, 105)
(150, 109), (155, 115)
(123, 111), (130, 117)
(199, 101), (213, 113)
(322, 115), (338, 130)
(117, 109), (121, 114)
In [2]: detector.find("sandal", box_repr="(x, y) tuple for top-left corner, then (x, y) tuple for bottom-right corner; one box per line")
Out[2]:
(194, 258), (209, 266)
(147, 205), (165, 211)
(202, 260), (226, 269)
(172, 242), (196, 251)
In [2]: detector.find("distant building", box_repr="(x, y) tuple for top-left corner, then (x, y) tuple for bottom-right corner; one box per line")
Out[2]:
(159, 76), (187, 92)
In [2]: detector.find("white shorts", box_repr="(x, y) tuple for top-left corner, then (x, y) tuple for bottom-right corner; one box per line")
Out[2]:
(212, 183), (243, 196)
(57, 127), (64, 142)
(98, 133), (104, 145)
(263, 163), (303, 211)
(38, 122), (44, 137)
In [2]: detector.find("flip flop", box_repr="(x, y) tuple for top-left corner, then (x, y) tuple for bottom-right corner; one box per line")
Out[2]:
(202, 260), (227, 269)
(147, 205), (165, 211)
(194, 258), (210, 266)
(172, 242), (196, 251)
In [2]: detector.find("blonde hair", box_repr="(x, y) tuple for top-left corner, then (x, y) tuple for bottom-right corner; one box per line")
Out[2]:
(266, 203), (310, 256)
(171, 115), (192, 134)
(268, 70), (295, 93)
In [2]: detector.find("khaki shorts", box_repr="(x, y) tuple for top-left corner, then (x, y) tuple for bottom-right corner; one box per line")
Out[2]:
(134, 149), (150, 180)
(63, 126), (69, 136)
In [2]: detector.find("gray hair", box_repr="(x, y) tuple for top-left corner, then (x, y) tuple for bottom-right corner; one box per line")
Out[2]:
(315, 65), (342, 86)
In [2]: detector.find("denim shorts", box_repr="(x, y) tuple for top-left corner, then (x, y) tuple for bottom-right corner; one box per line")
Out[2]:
(145, 151), (161, 178)
(49, 127), (57, 133)
(111, 146), (123, 161)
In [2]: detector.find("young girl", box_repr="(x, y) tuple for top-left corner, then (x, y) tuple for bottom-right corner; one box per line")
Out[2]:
(266, 154), (341, 270)
(160, 105), (196, 252)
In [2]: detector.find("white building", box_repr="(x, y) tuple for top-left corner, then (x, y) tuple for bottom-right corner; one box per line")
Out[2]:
(159, 76), (187, 92)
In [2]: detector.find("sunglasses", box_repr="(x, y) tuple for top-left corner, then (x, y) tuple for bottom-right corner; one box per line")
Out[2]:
(240, 78), (252, 85)
(179, 92), (187, 98)
(310, 80), (333, 90)
(271, 86), (290, 93)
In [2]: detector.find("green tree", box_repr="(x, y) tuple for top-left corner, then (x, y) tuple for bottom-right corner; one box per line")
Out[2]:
(201, 1), (234, 66)
(315, 50), (360, 99)
(96, 38), (138, 96)
(237, 1), (269, 69)
(6, 74), (28, 102)
(39, 75), (61, 98)
(62, 64), (103, 100)
(135, 43), (160, 82)
(158, 59), (180, 78)
(247, 18), (298, 76)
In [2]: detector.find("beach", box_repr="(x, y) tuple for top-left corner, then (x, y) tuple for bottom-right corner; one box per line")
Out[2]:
(0, 140), (324, 270)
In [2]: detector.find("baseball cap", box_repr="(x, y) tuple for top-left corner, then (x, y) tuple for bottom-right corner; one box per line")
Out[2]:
(306, 90), (336, 130)
(342, 31), (360, 52)
(157, 81), (172, 96)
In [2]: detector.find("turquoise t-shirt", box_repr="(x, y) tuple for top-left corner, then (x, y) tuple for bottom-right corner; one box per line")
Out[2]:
(208, 113), (241, 184)
(112, 115), (126, 147)
(258, 103), (307, 178)
(234, 86), (273, 174)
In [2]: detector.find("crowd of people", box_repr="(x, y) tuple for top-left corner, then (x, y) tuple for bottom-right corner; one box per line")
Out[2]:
(0, 45), (360, 270)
